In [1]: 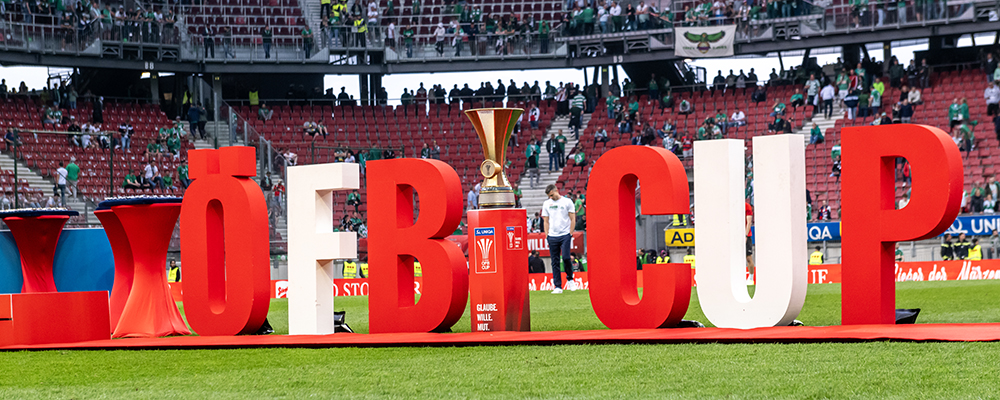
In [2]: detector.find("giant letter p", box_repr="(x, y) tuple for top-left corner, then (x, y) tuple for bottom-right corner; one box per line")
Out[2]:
(842, 124), (962, 325)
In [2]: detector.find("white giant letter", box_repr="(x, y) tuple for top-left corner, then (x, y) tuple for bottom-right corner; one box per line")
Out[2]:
(288, 163), (359, 334)
(694, 135), (807, 328)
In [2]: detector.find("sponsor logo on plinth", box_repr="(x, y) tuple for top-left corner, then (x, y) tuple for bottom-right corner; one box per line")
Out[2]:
(475, 227), (497, 274)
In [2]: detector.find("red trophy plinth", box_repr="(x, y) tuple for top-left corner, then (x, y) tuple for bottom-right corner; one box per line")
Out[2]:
(0, 209), (79, 293)
(468, 209), (529, 332)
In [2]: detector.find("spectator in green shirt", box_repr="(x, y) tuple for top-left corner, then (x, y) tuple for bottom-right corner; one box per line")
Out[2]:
(66, 157), (80, 199)
(163, 173), (176, 190)
(147, 139), (163, 157)
(810, 123), (824, 144)
(948, 98), (962, 128)
(790, 88), (804, 108)
(166, 135), (181, 157)
(178, 161), (190, 188)
(697, 120), (711, 140)
(402, 24), (415, 57)
(301, 26), (314, 58)
(539, 21), (550, 53)
(123, 170), (142, 190)
(857, 90), (870, 118)
(570, 148), (587, 170)
(261, 25), (273, 58)
(347, 190), (361, 212)
(648, 73), (660, 101)
(769, 100), (786, 120)
(605, 91), (619, 119)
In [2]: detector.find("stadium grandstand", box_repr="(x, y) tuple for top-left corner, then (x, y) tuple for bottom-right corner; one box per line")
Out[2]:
(1, 0), (999, 275)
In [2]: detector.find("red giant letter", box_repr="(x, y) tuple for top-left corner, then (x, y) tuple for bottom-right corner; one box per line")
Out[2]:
(841, 125), (962, 324)
(180, 147), (271, 335)
(587, 146), (692, 329)
(367, 158), (468, 333)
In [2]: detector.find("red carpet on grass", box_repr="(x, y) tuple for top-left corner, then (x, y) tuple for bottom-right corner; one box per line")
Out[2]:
(3, 324), (1000, 351)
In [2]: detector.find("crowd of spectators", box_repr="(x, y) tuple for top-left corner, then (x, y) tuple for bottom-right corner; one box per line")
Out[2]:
(392, 79), (590, 109)
(1, 0), (178, 48)
(1, 76), (196, 208)
(381, 5), (555, 58)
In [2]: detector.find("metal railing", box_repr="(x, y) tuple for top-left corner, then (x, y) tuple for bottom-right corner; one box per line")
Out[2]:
(184, 33), (314, 62)
(3, 0), (993, 64)
(557, 0), (981, 41)
(0, 18), (102, 54)
(220, 99), (291, 238)
(310, 144), (404, 164)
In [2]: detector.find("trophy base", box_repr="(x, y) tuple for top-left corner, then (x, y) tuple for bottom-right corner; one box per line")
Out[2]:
(478, 187), (516, 208)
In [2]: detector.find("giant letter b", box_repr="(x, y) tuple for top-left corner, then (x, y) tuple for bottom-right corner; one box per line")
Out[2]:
(842, 124), (962, 325)
(367, 159), (468, 333)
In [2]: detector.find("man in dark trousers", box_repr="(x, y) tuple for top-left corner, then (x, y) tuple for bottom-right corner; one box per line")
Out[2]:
(542, 184), (576, 294)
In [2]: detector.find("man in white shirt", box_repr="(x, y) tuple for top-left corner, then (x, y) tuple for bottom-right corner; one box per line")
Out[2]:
(56, 162), (68, 206)
(143, 162), (158, 188)
(637, 1), (649, 29)
(45, 192), (60, 208)
(367, 0), (379, 24)
(386, 21), (396, 48)
(985, 82), (999, 117)
(598, 4), (608, 33)
(609, 1), (622, 33)
(820, 82), (836, 119)
(804, 73), (821, 115)
(731, 108), (746, 126)
(542, 184), (576, 293)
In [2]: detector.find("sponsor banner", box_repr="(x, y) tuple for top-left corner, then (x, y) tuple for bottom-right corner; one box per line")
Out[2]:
(172, 259), (1000, 301)
(807, 222), (841, 242)
(357, 231), (583, 257)
(674, 25), (736, 58)
(807, 260), (1000, 284)
(944, 214), (1000, 236)
(525, 231), (586, 257)
(664, 228), (696, 247)
(722, 222), (843, 246)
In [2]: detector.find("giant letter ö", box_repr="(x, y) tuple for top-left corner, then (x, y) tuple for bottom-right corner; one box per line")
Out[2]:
(180, 147), (271, 336)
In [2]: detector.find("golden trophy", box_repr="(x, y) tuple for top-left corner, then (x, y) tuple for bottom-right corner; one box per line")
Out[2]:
(464, 108), (523, 208)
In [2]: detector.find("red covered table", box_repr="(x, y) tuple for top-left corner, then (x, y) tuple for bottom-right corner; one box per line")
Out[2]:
(0, 208), (79, 293)
(97, 197), (191, 338)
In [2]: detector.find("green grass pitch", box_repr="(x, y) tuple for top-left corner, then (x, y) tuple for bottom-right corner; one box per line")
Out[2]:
(2, 280), (1000, 399)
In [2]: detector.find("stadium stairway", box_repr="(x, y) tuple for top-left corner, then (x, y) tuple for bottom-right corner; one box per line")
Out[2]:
(191, 129), (288, 240)
(0, 152), (92, 222)
(794, 112), (841, 147)
(519, 114), (588, 215)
